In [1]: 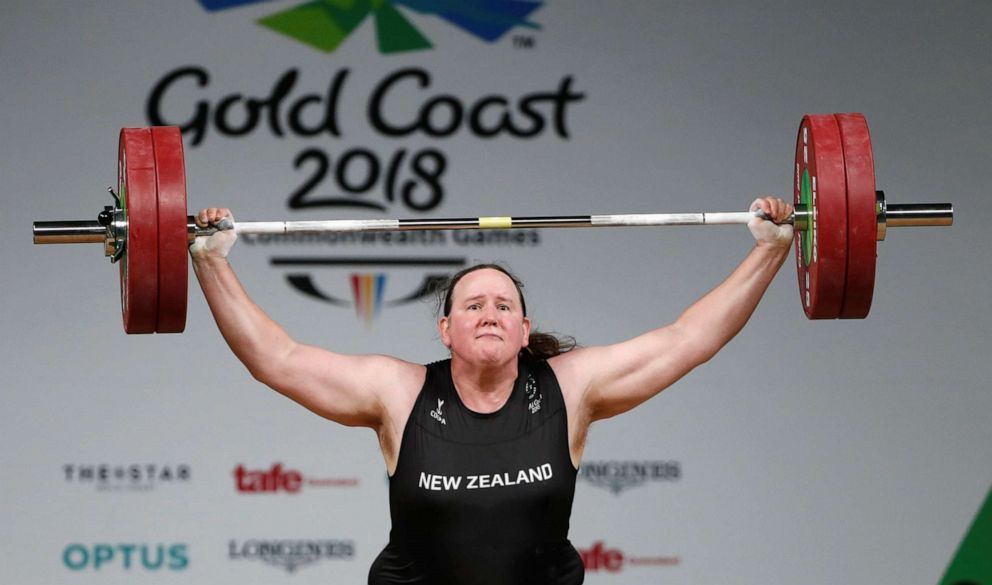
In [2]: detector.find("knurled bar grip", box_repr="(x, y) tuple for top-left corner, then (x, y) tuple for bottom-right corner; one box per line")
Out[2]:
(210, 211), (775, 236)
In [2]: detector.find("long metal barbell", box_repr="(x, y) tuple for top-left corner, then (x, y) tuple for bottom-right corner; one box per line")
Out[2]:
(33, 202), (951, 241)
(32, 114), (954, 333)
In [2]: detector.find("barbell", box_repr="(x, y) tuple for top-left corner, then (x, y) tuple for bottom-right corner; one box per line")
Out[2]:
(32, 114), (953, 333)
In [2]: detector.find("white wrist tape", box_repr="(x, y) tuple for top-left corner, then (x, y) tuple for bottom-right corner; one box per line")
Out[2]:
(190, 214), (237, 258)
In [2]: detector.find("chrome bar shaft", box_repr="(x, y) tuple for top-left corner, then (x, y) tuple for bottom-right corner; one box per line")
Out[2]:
(32, 221), (106, 244)
(885, 204), (954, 227)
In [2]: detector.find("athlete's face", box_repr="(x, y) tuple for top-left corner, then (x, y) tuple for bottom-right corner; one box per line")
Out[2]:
(439, 268), (531, 366)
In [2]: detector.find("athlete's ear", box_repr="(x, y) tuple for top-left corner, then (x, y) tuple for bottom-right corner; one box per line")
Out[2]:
(439, 316), (451, 347)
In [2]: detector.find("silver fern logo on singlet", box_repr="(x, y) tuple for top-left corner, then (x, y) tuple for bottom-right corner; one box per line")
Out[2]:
(525, 375), (542, 414)
(429, 399), (447, 425)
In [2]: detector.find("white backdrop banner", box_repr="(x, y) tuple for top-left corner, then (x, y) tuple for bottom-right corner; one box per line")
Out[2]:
(1, 1), (990, 584)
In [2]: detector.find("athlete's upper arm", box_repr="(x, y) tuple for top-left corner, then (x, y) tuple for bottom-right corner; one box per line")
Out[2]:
(252, 343), (425, 429)
(551, 323), (709, 422)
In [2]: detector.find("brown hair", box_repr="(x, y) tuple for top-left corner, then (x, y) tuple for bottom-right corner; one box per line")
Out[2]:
(437, 263), (576, 360)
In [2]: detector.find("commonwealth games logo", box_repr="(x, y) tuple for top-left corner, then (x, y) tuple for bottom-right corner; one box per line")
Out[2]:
(198, 0), (544, 54)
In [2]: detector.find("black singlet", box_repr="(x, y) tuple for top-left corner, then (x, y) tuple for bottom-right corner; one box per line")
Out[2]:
(369, 355), (584, 585)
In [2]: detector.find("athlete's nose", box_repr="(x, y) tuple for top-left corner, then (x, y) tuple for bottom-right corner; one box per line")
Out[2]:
(480, 305), (499, 326)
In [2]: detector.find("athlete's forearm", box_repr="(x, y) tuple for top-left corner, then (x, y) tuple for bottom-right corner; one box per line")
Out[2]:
(676, 241), (790, 359)
(192, 254), (295, 379)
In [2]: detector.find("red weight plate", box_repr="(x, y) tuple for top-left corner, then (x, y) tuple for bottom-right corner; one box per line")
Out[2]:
(151, 127), (189, 333)
(794, 115), (848, 319)
(119, 128), (159, 333)
(835, 113), (877, 319)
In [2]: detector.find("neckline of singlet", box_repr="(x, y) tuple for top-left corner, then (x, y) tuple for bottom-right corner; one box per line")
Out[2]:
(444, 359), (525, 419)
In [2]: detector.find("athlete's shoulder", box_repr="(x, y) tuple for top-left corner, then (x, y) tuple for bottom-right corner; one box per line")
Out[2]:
(424, 357), (453, 370)
(372, 356), (427, 410)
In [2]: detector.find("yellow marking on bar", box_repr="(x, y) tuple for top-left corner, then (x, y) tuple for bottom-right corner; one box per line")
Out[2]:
(479, 216), (513, 229)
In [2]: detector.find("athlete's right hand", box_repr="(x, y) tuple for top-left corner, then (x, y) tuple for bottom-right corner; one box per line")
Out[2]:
(747, 196), (793, 249)
(190, 207), (237, 259)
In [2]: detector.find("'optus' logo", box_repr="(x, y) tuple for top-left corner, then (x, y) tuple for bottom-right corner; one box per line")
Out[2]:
(63, 544), (188, 571)
(199, 0), (544, 54)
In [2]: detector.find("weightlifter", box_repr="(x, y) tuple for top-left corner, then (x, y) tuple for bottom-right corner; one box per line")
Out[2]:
(190, 196), (793, 585)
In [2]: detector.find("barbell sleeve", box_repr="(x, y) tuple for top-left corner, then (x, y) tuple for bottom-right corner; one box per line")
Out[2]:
(883, 203), (954, 227)
(32, 221), (108, 244)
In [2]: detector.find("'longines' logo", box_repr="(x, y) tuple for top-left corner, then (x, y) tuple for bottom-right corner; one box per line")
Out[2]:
(229, 539), (354, 573)
(578, 461), (681, 495)
(198, 0), (543, 55)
